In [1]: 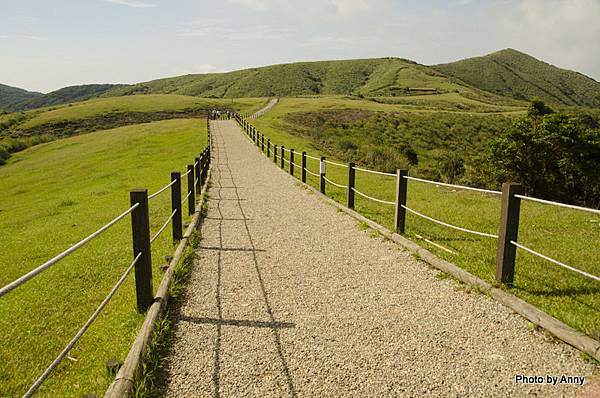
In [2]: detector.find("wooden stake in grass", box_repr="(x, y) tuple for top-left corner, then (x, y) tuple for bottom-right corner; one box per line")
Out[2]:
(261, 134), (265, 152)
(187, 164), (195, 215)
(281, 145), (285, 168)
(274, 145), (278, 163)
(301, 151), (307, 183)
(395, 169), (408, 233)
(267, 139), (271, 157)
(171, 172), (183, 242)
(290, 149), (294, 176)
(496, 182), (522, 286)
(320, 156), (326, 194)
(194, 157), (201, 194)
(129, 189), (153, 312)
(348, 162), (355, 209)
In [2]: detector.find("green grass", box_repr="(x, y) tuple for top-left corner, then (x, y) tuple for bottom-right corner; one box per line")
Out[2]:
(435, 48), (600, 107)
(248, 107), (600, 340)
(0, 118), (207, 396)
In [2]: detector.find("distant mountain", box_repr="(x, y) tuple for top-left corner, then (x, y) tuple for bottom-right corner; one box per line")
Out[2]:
(434, 49), (600, 107)
(0, 84), (42, 111)
(9, 84), (124, 111)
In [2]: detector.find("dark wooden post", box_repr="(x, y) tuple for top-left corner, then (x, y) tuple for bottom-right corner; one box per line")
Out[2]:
(198, 154), (205, 187)
(194, 157), (201, 194)
(496, 183), (523, 286)
(171, 172), (183, 242)
(281, 146), (285, 168)
(130, 189), (153, 312)
(394, 170), (408, 233)
(261, 134), (265, 152)
(187, 165), (195, 215)
(348, 162), (355, 209)
(301, 151), (307, 183)
(290, 149), (294, 176)
(274, 145), (278, 163)
(267, 139), (271, 157)
(320, 156), (326, 194)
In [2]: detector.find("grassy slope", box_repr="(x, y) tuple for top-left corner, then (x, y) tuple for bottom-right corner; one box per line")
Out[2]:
(435, 48), (600, 107)
(250, 98), (600, 340)
(0, 119), (207, 397)
(0, 83), (42, 111)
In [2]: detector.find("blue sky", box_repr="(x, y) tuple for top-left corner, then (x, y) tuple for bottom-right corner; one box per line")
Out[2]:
(1, 0), (599, 93)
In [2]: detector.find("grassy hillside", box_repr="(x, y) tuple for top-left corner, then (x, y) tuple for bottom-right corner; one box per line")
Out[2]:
(435, 48), (600, 107)
(104, 58), (521, 106)
(248, 99), (599, 340)
(15, 84), (123, 111)
(0, 118), (206, 397)
(0, 83), (42, 111)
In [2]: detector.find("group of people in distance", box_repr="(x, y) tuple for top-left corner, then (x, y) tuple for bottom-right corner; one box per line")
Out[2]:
(209, 110), (232, 120)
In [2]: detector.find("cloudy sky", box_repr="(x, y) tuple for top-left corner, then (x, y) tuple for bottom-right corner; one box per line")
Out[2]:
(1, 0), (599, 93)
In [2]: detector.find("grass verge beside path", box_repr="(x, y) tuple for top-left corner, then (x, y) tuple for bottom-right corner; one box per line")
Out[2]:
(248, 113), (600, 341)
(0, 118), (207, 397)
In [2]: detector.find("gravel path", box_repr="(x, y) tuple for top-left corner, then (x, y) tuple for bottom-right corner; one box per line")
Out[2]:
(161, 120), (597, 397)
(251, 98), (278, 119)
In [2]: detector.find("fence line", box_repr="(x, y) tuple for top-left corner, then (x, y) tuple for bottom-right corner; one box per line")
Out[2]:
(402, 205), (498, 239)
(151, 209), (178, 244)
(511, 241), (600, 282)
(148, 179), (176, 200)
(24, 252), (143, 398)
(515, 194), (600, 215)
(404, 175), (501, 195)
(234, 113), (599, 287)
(0, 203), (139, 298)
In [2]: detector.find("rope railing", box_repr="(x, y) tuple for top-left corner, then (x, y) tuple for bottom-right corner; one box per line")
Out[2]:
(352, 188), (395, 205)
(404, 175), (501, 195)
(181, 169), (191, 178)
(323, 176), (347, 189)
(181, 190), (192, 205)
(151, 210), (177, 244)
(511, 241), (600, 282)
(148, 179), (176, 200)
(354, 166), (396, 177)
(324, 159), (348, 168)
(402, 205), (498, 239)
(515, 194), (600, 215)
(24, 252), (143, 397)
(0, 203), (139, 298)
(305, 167), (320, 177)
(305, 153), (321, 161)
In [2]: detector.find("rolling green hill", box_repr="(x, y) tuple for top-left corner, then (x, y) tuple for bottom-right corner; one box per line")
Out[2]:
(434, 48), (600, 107)
(0, 84), (42, 111)
(15, 84), (123, 111)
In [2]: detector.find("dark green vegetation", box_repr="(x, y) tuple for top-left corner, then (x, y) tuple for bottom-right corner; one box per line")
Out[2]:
(0, 83), (42, 111)
(250, 97), (600, 341)
(435, 49), (600, 107)
(0, 95), (265, 164)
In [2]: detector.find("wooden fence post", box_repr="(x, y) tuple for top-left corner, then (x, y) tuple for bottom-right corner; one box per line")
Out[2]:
(290, 149), (294, 176)
(348, 162), (355, 209)
(496, 182), (523, 286)
(274, 145), (278, 163)
(320, 156), (326, 194)
(171, 172), (183, 242)
(267, 139), (271, 157)
(130, 189), (153, 313)
(187, 164), (195, 215)
(261, 134), (265, 152)
(281, 146), (285, 168)
(301, 152), (307, 183)
(394, 169), (408, 233)
(194, 157), (201, 194)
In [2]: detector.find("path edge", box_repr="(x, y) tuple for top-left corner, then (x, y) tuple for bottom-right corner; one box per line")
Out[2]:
(104, 167), (212, 398)
(265, 153), (600, 363)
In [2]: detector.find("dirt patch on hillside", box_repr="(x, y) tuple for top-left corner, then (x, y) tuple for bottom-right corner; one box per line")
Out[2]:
(284, 109), (375, 128)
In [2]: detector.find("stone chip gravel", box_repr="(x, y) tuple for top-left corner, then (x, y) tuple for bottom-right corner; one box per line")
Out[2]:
(161, 120), (597, 397)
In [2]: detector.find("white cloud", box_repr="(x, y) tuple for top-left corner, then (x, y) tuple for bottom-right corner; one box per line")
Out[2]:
(103, 0), (156, 8)
(0, 34), (48, 41)
(226, 0), (386, 17)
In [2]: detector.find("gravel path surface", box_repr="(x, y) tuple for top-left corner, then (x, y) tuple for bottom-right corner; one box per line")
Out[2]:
(251, 98), (278, 119)
(161, 120), (597, 397)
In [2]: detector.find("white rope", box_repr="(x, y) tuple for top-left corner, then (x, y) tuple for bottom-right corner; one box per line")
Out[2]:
(305, 168), (320, 177)
(324, 176), (348, 189)
(195, 178), (199, 185)
(149, 180), (176, 200)
(290, 161), (302, 169)
(324, 159), (348, 168)
(181, 169), (191, 178)
(352, 188), (395, 205)
(515, 195), (600, 215)
(181, 190), (192, 205)
(151, 209), (177, 243)
(511, 241), (600, 282)
(304, 153), (321, 161)
(194, 160), (199, 167)
(402, 205), (498, 238)
(0, 204), (139, 298)
(23, 252), (142, 397)
(404, 176), (501, 195)
(354, 166), (396, 177)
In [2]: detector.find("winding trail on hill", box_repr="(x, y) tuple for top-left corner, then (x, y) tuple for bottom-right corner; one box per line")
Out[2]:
(251, 98), (278, 118)
(160, 119), (596, 397)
